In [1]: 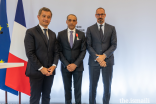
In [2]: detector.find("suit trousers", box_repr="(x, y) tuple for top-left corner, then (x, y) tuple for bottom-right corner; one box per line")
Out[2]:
(29, 75), (54, 104)
(61, 70), (83, 104)
(89, 65), (113, 104)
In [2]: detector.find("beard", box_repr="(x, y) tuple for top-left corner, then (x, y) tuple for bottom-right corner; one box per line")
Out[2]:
(98, 18), (104, 24)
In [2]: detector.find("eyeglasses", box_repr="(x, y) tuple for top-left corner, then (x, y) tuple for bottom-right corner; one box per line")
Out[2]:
(96, 14), (105, 17)
(68, 19), (77, 22)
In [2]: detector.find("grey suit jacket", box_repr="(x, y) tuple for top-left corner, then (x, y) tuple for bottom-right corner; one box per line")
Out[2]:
(57, 29), (86, 72)
(86, 23), (117, 66)
(24, 25), (59, 78)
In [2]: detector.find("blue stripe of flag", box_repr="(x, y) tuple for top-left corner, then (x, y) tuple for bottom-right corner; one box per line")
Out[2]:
(0, 0), (18, 95)
(15, 0), (26, 27)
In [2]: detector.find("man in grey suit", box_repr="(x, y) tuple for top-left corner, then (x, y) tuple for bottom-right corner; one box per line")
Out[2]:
(86, 7), (117, 104)
(57, 14), (86, 104)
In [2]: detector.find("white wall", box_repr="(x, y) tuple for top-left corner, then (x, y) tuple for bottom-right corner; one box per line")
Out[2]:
(0, 0), (156, 103)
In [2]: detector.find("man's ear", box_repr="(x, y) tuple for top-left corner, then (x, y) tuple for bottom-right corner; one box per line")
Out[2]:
(66, 20), (68, 24)
(37, 15), (39, 20)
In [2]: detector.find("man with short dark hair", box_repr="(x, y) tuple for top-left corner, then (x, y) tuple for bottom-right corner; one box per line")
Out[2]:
(86, 7), (117, 104)
(24, 7), (59, 104)
(57, 14), (86, 104)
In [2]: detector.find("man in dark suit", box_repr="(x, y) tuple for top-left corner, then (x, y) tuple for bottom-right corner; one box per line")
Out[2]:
(57, 14), (86, 104)
(86, 7), (117, 104)
(24, 7), (59, 104)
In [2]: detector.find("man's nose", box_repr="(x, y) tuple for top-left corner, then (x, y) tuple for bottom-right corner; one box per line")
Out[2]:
(45, 17), (48, 20)
(70, 21), (74, 23)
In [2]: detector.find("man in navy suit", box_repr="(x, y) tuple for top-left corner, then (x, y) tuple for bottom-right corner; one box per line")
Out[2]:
(86, 7), (117, 104)
(24, 7), (59, 104)
(57, 14), (86, 104)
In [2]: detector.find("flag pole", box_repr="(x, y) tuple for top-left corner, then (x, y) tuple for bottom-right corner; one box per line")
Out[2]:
(5, 91), (8, 104)
(19, 92), (21, 104)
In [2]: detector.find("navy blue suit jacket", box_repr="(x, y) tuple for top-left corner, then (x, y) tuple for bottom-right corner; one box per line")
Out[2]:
(24, 25), (59, 78)
(57, 29), (86, 72)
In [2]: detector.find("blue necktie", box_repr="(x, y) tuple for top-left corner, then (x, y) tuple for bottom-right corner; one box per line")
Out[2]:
(70, 31), (73, 48)
(43, 29), (48, 44)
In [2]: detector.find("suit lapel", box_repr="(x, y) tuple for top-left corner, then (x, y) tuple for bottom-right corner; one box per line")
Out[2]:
(48, 29), (52, 50)
(64, 29), (71, 49)
(36, 25), (48, 47)
(72, 30), (77, 49)
(94, 23), (101, 42)
(102, 23), (108, 42)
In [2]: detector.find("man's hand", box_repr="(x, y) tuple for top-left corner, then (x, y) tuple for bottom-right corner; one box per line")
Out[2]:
(47, 66), (56, 75)
(70, 63), (77, 71)
(40, 67), (50, 76)
(67, 64), (72, 72)
(67, 64), (77, 72)
(99, 61), (107, 67)
(96, 54), (106, 64)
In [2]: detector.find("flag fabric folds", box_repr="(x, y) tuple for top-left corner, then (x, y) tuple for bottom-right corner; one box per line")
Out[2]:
(5, 0), (30, 96)
(0, 0), (18, 95)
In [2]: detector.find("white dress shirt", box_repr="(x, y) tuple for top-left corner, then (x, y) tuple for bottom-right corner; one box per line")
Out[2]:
(39, 24), (49, 39)
(97, 22), (105, 35)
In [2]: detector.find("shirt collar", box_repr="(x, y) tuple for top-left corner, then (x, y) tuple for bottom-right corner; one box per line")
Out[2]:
(68, 28), (76, 33)
(97, 22), (105, 27)
(39, 24), (48, 30)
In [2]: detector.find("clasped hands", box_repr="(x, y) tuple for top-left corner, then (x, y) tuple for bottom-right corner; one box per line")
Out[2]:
(40, 66), (56, 76)
(67, 63), (77, 72)
(96, 54), (107, 67)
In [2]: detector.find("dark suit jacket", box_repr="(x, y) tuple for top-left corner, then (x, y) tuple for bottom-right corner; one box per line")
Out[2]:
(57, 29), (86, 72)
(86, 23), (117, 66)
(24, 25), (59, 78)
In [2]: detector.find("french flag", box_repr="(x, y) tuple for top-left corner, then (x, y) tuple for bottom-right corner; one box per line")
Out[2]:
(5, 0), (30, 96)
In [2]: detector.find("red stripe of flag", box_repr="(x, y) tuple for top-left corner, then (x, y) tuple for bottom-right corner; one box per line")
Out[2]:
(5, 53), (30, 95)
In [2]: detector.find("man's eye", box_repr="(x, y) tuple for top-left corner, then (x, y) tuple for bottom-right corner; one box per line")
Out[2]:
(47, 16), (51, 19)
(68, 19), (76, 22)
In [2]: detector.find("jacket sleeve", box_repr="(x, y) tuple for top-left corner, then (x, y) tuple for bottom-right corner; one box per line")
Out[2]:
(86, 27), (98, 60)
(57, 33), (70, 68)
(24, 29), (42, 70)
(104, 26), (117, 58)
(52, 34), (59, 66)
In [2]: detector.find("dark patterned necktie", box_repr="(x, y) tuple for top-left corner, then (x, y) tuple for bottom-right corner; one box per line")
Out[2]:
(99, 25), (103, 40)
(43, 29), (48, 43)
(70, 31), (73, 48)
